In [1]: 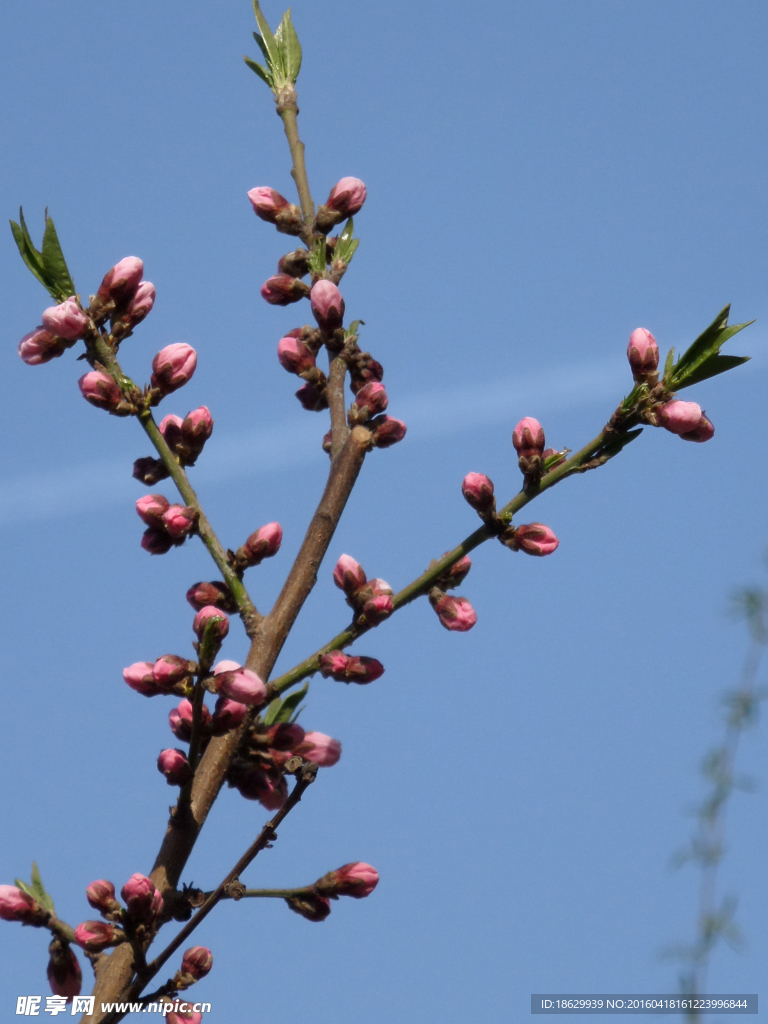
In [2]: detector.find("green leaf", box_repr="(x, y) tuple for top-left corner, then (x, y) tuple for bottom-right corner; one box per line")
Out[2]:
(333, 218), (360, 265)
(662, 347), (675, 381)
(15, 864), (55, 914)
(41, 214), (75, 300)
(244, 56), (274, 88)
(669, 305), (753, 389)
(307, 237), (327, 277)
(264, 682), (309, 726)
(10, 211), (51, 294)
(14, 879), (35, 899)
(673, 353), (750, 390)
(275, 8), (302, 82)
(252, 1), (283, 77)
(599, 427), (643, 459)
(252, 30), (272, 64)
(345, 319), (364, 338)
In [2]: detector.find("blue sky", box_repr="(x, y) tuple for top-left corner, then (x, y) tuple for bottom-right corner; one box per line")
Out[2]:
(0, 1), (766, 1020)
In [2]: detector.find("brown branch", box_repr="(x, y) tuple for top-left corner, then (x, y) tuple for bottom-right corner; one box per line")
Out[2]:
(327, 355), (351, 460)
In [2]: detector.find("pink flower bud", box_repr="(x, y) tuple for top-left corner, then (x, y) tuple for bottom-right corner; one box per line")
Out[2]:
(436, 553), (472, 590)
(261, 275), (311, 306)
(136, 493), (170, 529)
(181, 406), (214, 449)
(316, 862), (379, 899)
(319, 652), (384, 684)
(238, 522), (283, 568)
(120, 874), (163, 925)
(96, 257), (144, 306)
(180, 946), (213, 981)
(159, 414), (184, 452)
(680, 412), (715, 443)
(229, 763), (287, 808)
(296, 731), (341, 767)
(166, 1010), (204, 1024)
(85, 880), (118, 915)
(310, 280), (345, 331)
(151, 343), (197, 395)
(193, 605), (230, 641)
(169, 699), (212, 742)
(371, 415), (407, 448)
(353, 381), (388, 417)
(430, 593), (477, 632)
(74, 920), (124, 951)
(47, 941), (82, 1001)
(133, 456), (170, 486)
(123, 661), (163, 697)
(78, 370), (123, 412)
(247, 188), (303, 233)
(326, 177), (367, 217)
(186, 581), (236, 613)
(209, 695), (248, 735)
(627, 327), (659, 379)
(512, 417), (545, 457)
(41, 298), (88, 341)
(277, 335), (316, 375)
(318, 651), (350, 679)
(332, 554), (367, 597)
(162, 504), (197, 539)
(158, 748), (193, 786)
(141, 528), (176, 555)
(462, 472), (495, 512)
(152, 654), (192, 689)
(286, 892), (331, 922)
(213, 661), (266, 706)
(295, 382), (328, 411)
(18, 327), (68, 365)
(0, 885), (46, 925)
(656, 400), (704, 436)
(266, 722), (306, 752)
(362, 594), (394, 625)
(513, 522), (560, 557)
(120, 280), (156, 328)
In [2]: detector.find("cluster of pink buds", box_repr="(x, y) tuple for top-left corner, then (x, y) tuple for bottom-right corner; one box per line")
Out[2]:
(276, 329), (331, 412)
(654, 400), (714, 443)
(92, 257), (156, 334)
(332, 554), (394, 625)
(247, 187), (303, 235)
(75, 873), (163, 952)
(136, 494), (198, 554)
(232, 522), (283, 573)
(47, 938), (82, 1002)
(150, 343), (198, 398)
(318, 650), (385, 684)
(18, 297), (87, 366)
(134, 406), (214, 484)
(287, 860), (379, 923)
(502, 522), (560, 556)
(123, 655), (195, 698)
(426, 552), (477, 632)
(314, 177), (368, 233)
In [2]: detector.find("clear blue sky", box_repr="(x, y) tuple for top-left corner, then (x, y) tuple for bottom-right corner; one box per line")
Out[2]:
(1, 1), (766, 1020)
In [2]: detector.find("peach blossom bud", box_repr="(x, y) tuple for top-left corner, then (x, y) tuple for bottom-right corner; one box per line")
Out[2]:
(193, 605), (230, 641)
(318, 651), (350, 679)
(681, 412), (715, 443)
(18, 327), (69, 365)
(247, 187), (303, 235)
(278, 248), (311, 278)
(265, 722), (305, 752)
(0, 885), (46, 925)
(123, 661), (163, 697)
(78, 370), (123, 412)
(461, 472), (495, 512)
(47, 940), (82, 1001)
(371, 415), (407, 448)
(627, 327), (659, 379)
(310, 280), (345, 330)
(362, 594), (393, 625)
(210, 695), (248, 735)
(180, 946), (213, 981)
(278, 335), (316, 374)
(286, 892), (331, 922)
(295, 382), (328, 411)
(316, 862), (379, 899)
(74, 920), (124, 951)
(158, 748), (193, 786)
(141, 528), (175, 555)
(353, 381), (388, 417)
(333, 554), (367, 597)
(181, 406), (214, 452)
(318, 653), (384, 684)
(85, 880), (119, 915)
(162, 504), (197, 539)
(159, 414), (184, 451)
(41, 298), (88, 341)
(153, 654), (192, 689)
(186, 581), (236, 613)
(296, 731), (341, 767)
(169, 699), (212, 742)
(513, 522), (559, 556)
(349, 352), (384, 393)
(437, 554), (472, 589)
(430, 593), (477, 632)
(166, 1010), (204, 1024)
(261, 275), (311, 305)
(151, 343), (197, 395)
(121, 280), (156, 328)
(238, 522), (283, 568)
(326, 177), (367, 217)
(213, 661), (266, 706)
(656, 400), (703, 436)
(121, 874), (163, 924)
(96, 257), (144, 306)
(229, 763), (286, 808)
(512, 417), (545, 457)
(133, 456), (170, 486)
(136, 493), (170, 529)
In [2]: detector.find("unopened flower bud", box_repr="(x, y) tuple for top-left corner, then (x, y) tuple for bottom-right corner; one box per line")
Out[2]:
(261, 275), (311, 306)
(181, 406), (214, 456)
(320, 652), (385, 684)
(370, 415), (407, 448)
(47, 939), (82, 1001)
(247, 187), (303, 235)
(436, 554), (472, 589)
(318, 651), (350, 679)
(153, 654), (193, 690)
(296, 731), (341, 767)
(141, 528), (175, 555)
(158, 748), (193, 786)
(332, 554), (367, 597)
(85, 880), (119, 915)
(266, 722), (306, 752)
(349, 352), (384, 393)
(0, 885), (47, 925)
(159, 414), (184, 452)
(136, 493), (170, 529)
(310, 280), (345, 331)
(120, 281), (156, 329)
(209, 695), (248, 735)
(41, 298), (88, 341)
(512, 417), (545, 457)
(656, 400), (703, 436)
(120, 874), (163, 925)
(236, 522), (283, 569)
(228, 762), (286, 809)
(680, 412), (715, 443)
(166, 1009), (204, 1024)
(180, 945), (213, 981)
(286, 892), (331, 922)
(192, 605), (230, 642)
(509, 522), (560, 556)
(278, 335), (316, 375)
(162, 504), (197, 539)
(315, 862), (379, 899)
(96, 257), (144, 307)
(213, 661), (266, 706)
(123, 661), (163, 697)
(627, 328), (659, 380)
(429, 591), (477, 632)
(277, 248), (311, 278)
(169, 699), (212, 742)
(78, 371), (123, 412)
(361, 594), (393, 625)
(133, 456), (170, 486)
(151, 343), (197, 395)
(74, 920), (124, 951)
(18, 327), (69, 365)
(295, 382), (328, 411)
(186, 581), (235, 613)
(326, 177), (367, 217)
(462, 472), (495, 513)
(351, 381), (388, 422)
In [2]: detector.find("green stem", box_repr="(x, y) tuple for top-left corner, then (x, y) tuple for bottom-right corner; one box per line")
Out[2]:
(276, 88), (314, 230)
(215, 886), (312, 900)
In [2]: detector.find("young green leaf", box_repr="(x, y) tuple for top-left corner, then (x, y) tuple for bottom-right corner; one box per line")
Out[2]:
(30, 862), (56, 915)
(252, 29), (272, 64)
(673, 353), (750, 391)
(662, 347), (675, 381)
(599, 427), (643, 459)
(252, 1), (283, 78)
(669, 305), (753, 390)
(10, 209), (52, 294)
(334, 218), (360, 264)
(275, 8), (302, 82)
(42, 214), (76, 300)
(264, 682), (309, 726)
(307, 237), (327, 277)
(244, 55), (274, 88)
